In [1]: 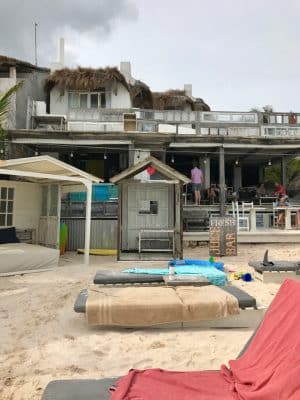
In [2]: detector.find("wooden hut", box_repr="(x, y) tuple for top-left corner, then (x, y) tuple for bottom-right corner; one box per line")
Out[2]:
(110, 156), (190, 260)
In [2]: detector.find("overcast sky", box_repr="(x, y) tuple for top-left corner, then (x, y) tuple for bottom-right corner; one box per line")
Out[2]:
(0, 0), (299, 111)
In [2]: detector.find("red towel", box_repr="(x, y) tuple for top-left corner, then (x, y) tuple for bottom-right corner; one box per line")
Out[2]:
(110, 369), (233, 400)
(223, 278), (300, 399)
(110, 279), (300, 400)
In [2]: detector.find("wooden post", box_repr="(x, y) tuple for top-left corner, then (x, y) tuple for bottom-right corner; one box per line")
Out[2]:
(219, 147), (226, 217)
(281, 156), (287, 186)
(117, 183), (122, 261)
(84, 181), (92, 265)
(174, 183), (182, 259)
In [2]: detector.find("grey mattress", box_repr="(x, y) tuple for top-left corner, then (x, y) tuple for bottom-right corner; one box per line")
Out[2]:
(42, 378), (117, 400)
(94, 270), (164, 284)
(0, 243), (59, 275)
(249, 260), (300, 273)
(74, 285), (256, 314)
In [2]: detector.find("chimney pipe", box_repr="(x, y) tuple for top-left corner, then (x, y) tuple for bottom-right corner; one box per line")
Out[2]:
(184, 84), (192, 97)
(57, 38), (64, 66)
(120, 61), (132, 83)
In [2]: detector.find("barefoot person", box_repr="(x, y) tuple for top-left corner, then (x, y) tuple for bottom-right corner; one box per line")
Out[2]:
(191, 161), (204, 205)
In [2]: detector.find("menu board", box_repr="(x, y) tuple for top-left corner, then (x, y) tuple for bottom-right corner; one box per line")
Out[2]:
(209, 217), (237, 256)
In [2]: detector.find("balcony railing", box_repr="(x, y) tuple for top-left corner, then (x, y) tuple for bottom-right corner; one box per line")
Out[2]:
(32, 108), (300, 138)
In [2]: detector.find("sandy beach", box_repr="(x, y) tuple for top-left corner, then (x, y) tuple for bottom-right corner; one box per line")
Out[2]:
(0, 243), (299, 400)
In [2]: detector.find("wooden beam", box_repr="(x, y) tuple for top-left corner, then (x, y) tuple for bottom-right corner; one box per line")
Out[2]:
(219, 147), (226, 217)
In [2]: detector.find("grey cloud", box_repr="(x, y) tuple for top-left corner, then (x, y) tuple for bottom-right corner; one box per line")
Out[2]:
(0, 0), (138, 65)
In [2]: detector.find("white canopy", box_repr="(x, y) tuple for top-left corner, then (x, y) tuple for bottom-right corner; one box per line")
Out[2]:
(0, 156), (101, 265)
(0, 155), (102, 185)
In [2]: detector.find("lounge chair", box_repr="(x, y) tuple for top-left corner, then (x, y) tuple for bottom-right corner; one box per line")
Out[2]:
(42, 279), (300, 400)
(249, 249), (300, 283)
(93, 270), (211, 286)
(74, 284), (264, 329)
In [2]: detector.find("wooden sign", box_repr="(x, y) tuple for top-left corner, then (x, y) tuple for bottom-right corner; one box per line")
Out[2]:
(209, 217), (237, 257)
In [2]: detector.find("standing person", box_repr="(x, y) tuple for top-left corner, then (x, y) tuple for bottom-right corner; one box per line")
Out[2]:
(274, 182), (286, 199)
(275, 194), (289, 229)
(191, 161), (204, 205)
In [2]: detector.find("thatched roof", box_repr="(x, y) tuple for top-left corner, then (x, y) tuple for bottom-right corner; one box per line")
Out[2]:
(129, 80), (153, 109)
(0, 55), (49, 72)
(45, 67), (129, 92)
(152, 90), (210, 111)
(193, 97), (211, 111)
(152, 90), (194, 111)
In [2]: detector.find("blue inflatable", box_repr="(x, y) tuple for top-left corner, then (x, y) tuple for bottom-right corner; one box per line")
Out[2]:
(169, 259), (224, 272)
(123, 266), (227, 286)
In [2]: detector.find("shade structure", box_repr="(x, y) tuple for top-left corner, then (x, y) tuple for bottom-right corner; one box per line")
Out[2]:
(0, 156), (101, 265)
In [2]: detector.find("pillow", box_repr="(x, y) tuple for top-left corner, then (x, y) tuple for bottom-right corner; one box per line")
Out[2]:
(0, 227), (20, 244)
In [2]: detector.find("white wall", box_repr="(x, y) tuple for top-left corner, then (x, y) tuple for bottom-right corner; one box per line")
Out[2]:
(110, 83), (131, 108)
(50, 82), (131, 115)
(0, 180), (42, 231)
(50, 87), (68, 115)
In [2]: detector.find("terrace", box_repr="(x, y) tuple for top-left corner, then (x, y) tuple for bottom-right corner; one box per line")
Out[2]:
(31, 107), (300, 138)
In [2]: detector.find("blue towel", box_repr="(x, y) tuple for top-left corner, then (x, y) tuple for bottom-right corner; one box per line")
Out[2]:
(123, 266), (227, 286)
(169, 259), (224, 272)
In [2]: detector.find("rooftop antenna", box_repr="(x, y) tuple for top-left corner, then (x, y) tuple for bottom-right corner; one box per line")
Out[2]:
(34, 22), (38, 66)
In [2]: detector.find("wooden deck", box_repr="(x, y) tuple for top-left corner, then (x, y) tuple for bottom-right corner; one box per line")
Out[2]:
(184, 229), (300, 243)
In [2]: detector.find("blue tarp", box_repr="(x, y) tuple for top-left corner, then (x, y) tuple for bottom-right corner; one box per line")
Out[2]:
(123, 266), (227, 286)
(169, 259), (224, 272)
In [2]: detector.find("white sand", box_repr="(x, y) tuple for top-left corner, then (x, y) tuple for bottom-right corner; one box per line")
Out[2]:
(0, 243), (298, 400)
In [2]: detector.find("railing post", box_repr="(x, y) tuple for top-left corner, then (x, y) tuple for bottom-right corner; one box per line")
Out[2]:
(219, 146), (226, 217)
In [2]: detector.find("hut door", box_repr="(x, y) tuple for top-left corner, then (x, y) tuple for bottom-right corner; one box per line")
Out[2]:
(123, 183), (174, 251)
(39, 184), (60, 248)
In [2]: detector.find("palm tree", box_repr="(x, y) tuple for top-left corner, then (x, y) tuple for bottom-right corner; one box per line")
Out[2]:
(0, 81), (23, 159)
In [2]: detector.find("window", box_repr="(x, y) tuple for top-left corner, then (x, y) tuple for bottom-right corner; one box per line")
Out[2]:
(90, 93), (99, 108)
(0, 187), (14, 227)
(139, 200), (158, 215)
(68, 92), (79, 108)
(68, 90), (108, 109)
(79, 93), (88, 108)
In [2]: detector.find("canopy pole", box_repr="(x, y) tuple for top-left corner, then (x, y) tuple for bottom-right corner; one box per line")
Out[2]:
(219, 146), (226, 217)
(84, 182), (92, 265)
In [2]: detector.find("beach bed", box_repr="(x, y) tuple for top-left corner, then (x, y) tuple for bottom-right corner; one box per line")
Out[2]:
(249, 249), (300, 283)
(93, 270), (211, 286)
(42, 297), (261, 400)
(42, 279), (300, 400)
(0, 242), (59, 276)
(74, 284), (264, 329)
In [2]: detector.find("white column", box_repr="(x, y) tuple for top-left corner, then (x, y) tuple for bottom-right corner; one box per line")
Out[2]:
(84, 181), (92, 265)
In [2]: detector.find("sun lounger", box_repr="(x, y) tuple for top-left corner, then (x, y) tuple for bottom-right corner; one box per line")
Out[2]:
(74, 284), (264, 329)
(42, 299), (262, 400)
(42, 279), (300, 400)
(93, 270), (211, 286)
(249, 249), (300, 283)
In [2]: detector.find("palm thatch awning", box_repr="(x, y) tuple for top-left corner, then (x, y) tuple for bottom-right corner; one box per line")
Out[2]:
(0, 55), (49, 72)
(152, 90), (210, 111)
(193, 98), (210, 111)
(129, 80), (153, 109)
(153, 90), (194, 111)
(45, 67), (129, 92)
